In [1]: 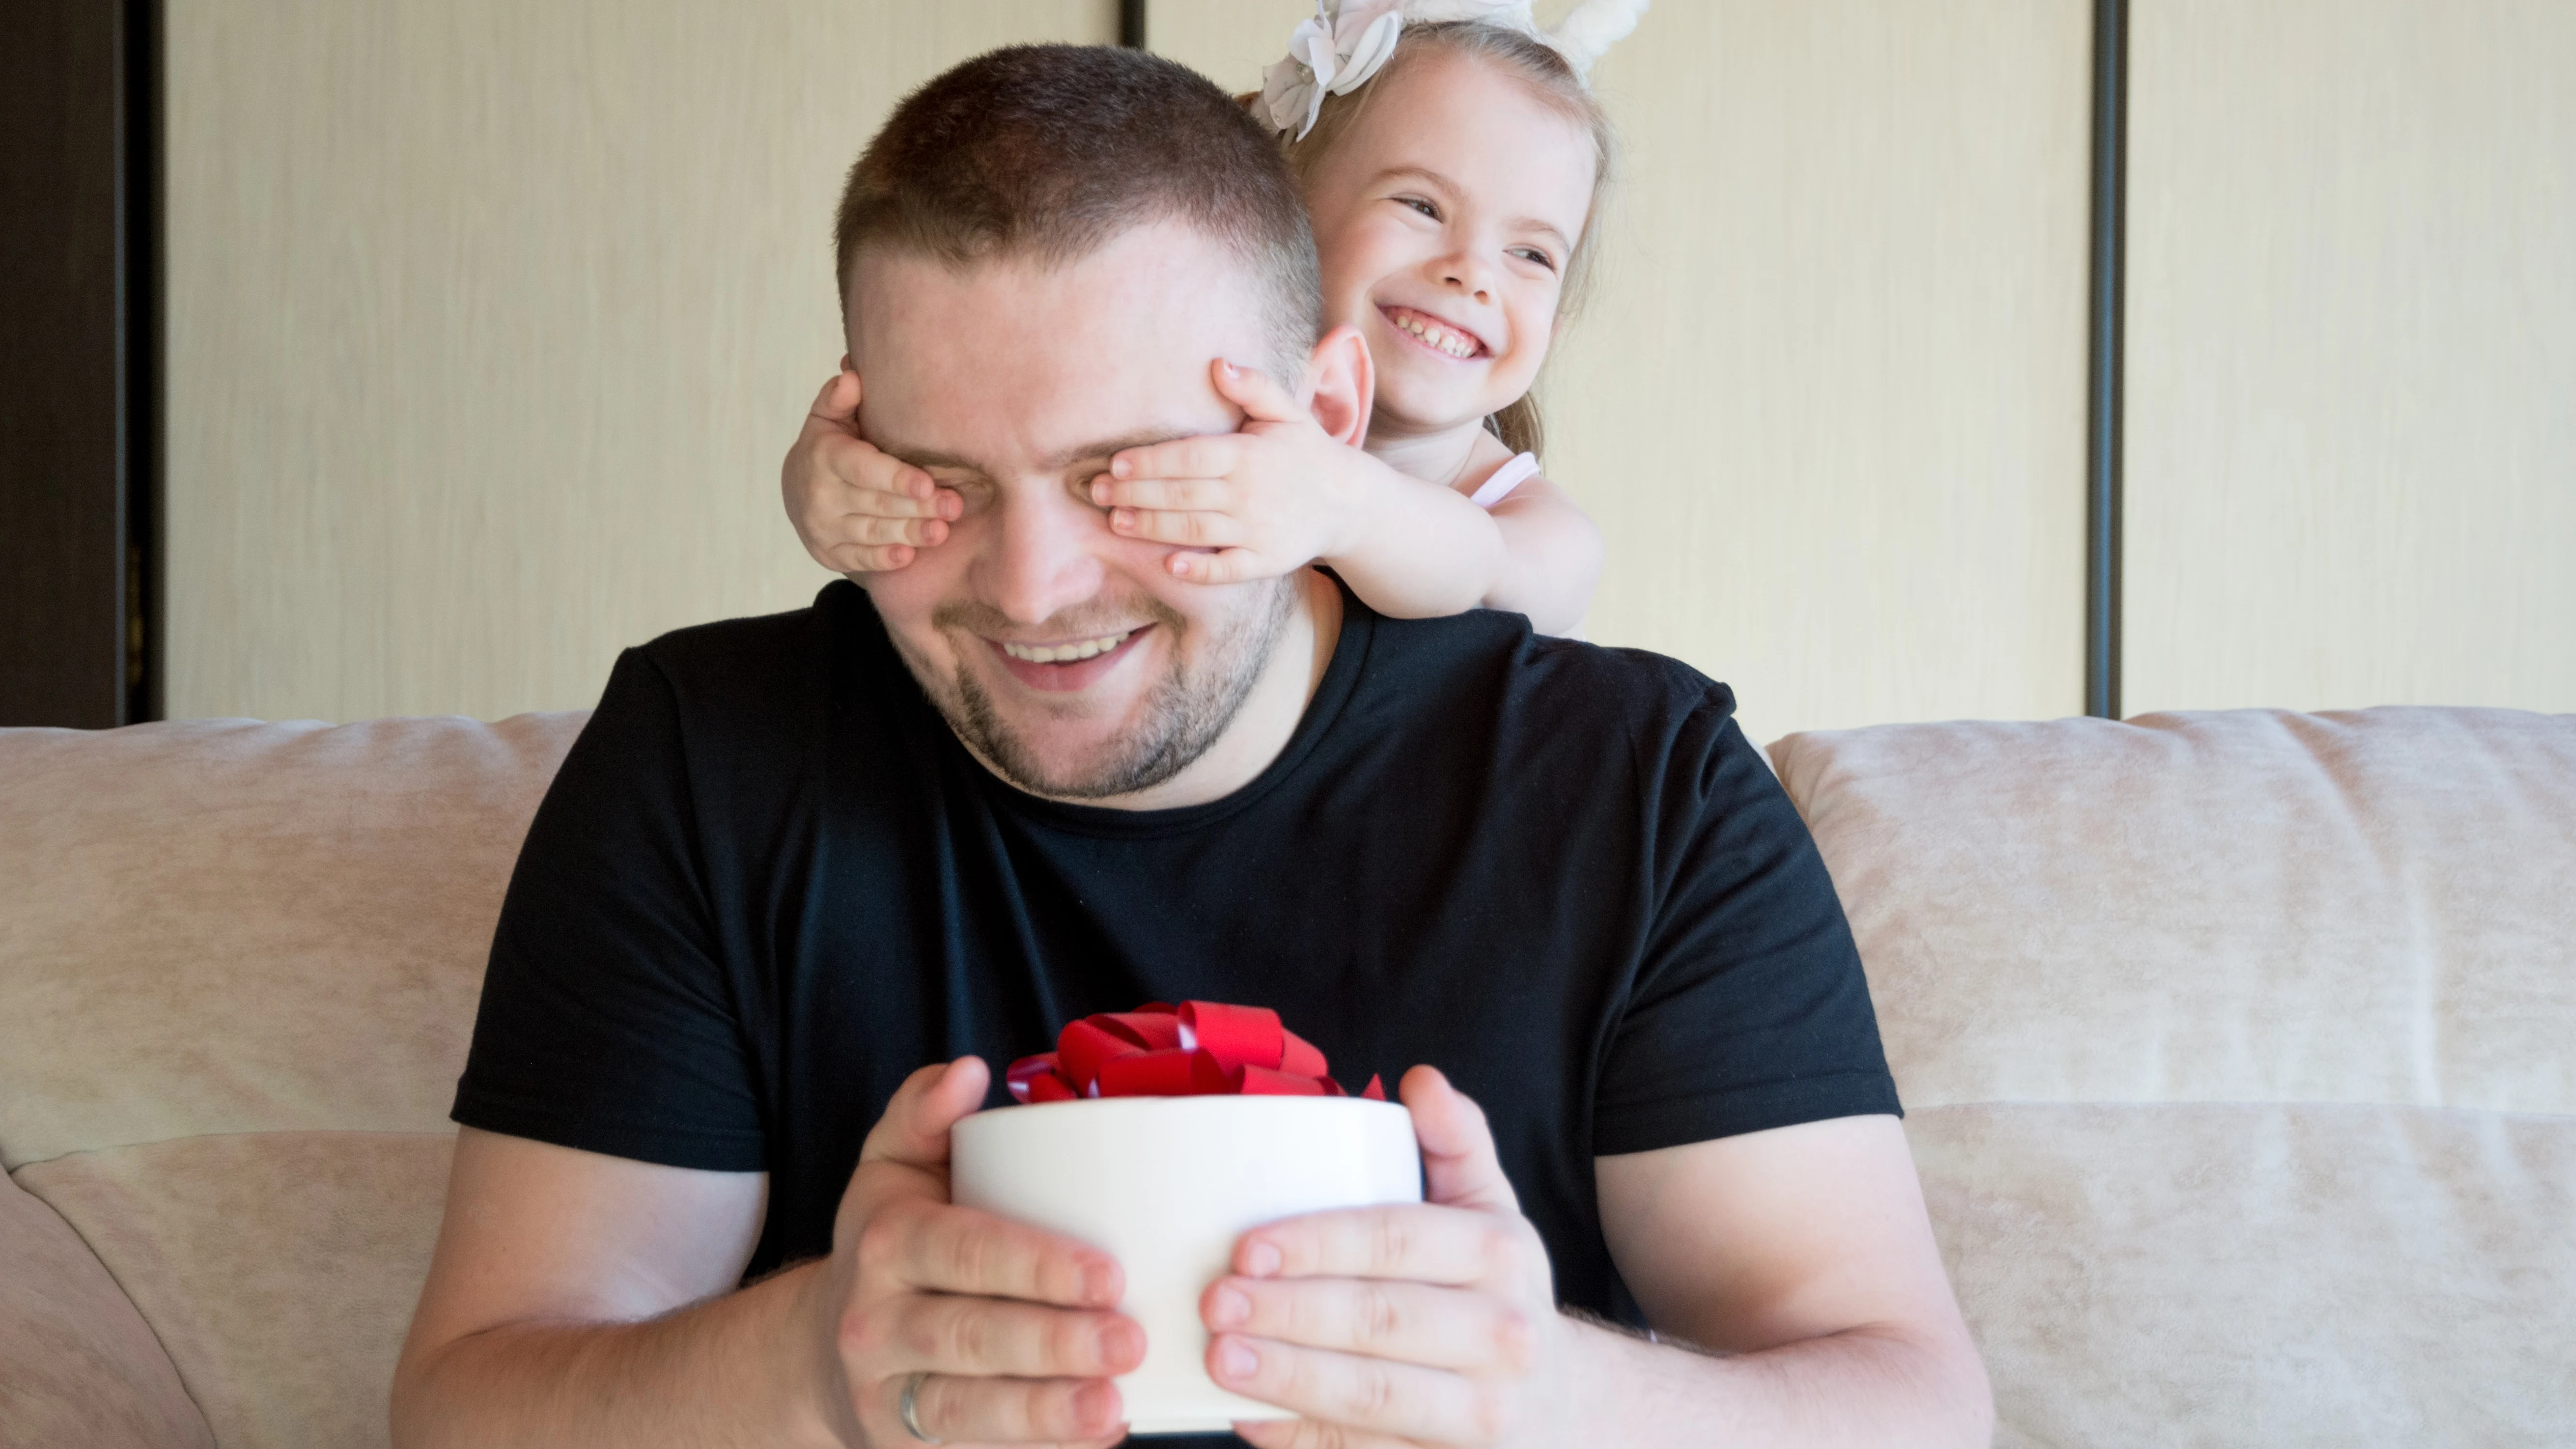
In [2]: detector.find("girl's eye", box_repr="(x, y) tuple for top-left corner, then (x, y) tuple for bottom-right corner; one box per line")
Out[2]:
(1512, 247), (1557, 273)
(1396, 195), (1441, 220)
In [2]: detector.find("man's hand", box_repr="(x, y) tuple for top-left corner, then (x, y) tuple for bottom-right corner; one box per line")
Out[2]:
(1090, 360), (1377, 586)
(784, 369), (962, 576)
(803, 1057), (1146, 1447)
(1197, 1066), (1574, 1448)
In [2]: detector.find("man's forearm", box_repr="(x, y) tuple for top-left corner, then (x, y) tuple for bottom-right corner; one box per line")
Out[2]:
(392, 1261), (835, 1449)
(1563, 1314), (1995, 1449)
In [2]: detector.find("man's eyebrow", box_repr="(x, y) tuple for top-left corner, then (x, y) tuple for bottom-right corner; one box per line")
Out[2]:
(875, 432), (1206, 476)
(1042, 431), (1201, 471)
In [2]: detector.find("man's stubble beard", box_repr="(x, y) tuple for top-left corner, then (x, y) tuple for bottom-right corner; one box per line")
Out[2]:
(915, 578), (1296, 801)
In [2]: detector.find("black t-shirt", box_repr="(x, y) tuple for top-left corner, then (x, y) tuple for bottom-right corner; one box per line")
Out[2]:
(454, 579), (1897, 1356)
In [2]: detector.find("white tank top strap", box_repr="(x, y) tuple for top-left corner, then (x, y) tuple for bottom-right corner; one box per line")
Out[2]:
(1466, 451), (1542, 511)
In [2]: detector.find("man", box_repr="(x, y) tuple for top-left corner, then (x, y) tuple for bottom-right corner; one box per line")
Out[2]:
(392, 43), (1990, 1449)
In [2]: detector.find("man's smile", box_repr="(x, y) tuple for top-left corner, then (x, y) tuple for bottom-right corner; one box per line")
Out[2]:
(984, 624), (1154, 692)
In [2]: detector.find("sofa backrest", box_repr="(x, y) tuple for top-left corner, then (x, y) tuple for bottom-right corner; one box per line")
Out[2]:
(7, 705), (2570, 1447)
(0, 715), (585, 1449)
(1771, 706), (2576, 1446)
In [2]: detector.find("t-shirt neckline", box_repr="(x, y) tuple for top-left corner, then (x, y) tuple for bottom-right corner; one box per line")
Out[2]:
(951, 578), (1378, 839)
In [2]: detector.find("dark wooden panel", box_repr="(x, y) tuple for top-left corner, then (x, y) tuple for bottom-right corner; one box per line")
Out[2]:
(0, 0), (148, 727)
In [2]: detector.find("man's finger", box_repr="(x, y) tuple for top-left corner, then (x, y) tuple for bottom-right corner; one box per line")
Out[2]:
(1231, 1417), (1411, 1449)
(1210, 358), (1310, 426)
(1111, 508), (1238, 549)
(868, 1199), (1125, 1308)
(1201, 1275), (1532, 1374)
(893, 1371), (1128, 1448)
(1109, 435), (1241, 484)
(1402, 1066), (1523, 1215)
(857, 1057), (988, 1172)
(1233, 1203), (1511, 1287)
(883, 1294), (1145, 1379)
(1207, 1334), (1492, 1445)
(1089, 475), (1231, 513)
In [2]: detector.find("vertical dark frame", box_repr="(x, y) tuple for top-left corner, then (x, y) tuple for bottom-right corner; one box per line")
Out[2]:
(1120, 0), (1147, 49)
(0, 0), (159, 727)
(124, 0), (165, 724)
(2084, 0), (2128, 720)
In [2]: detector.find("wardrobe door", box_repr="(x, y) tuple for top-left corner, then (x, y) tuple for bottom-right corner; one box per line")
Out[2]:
(1548, 0), (2093, 743)
(164, 1), (1117, 722)
(2123, 0), (2576, 714)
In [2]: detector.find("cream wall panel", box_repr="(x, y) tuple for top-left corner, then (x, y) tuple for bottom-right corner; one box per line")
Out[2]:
(1149, 0), (1314, 91)
(1554, 1), (2092, 744)
(2125, 0), (2576, 715)
(167, 0), (1116, 723)
(1168, 3), (2094, 744)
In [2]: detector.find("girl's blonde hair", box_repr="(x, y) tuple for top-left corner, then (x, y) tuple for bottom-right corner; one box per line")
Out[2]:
(1253, 21), (1616, 458)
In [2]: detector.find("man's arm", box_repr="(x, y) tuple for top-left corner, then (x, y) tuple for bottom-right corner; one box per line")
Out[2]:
(392, 1060), (1145, 1449)
(1188, 1082), (1989, 1449)
(1586, 1115), (1994, 1448)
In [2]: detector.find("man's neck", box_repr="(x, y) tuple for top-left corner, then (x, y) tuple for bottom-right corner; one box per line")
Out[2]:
(1052, 569), (1344, 813)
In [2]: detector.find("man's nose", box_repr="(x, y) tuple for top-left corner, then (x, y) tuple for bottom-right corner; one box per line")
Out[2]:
(972, 482), (1111, 627)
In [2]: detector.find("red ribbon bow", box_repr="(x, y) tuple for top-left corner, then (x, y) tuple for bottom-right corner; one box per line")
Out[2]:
(1006, 1001), (1386, 1104)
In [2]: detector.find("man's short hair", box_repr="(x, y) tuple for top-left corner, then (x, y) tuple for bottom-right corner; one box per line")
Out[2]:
(835, 44), (1323, 375)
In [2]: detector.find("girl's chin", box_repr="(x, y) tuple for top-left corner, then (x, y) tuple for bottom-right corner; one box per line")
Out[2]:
(1371, 392), (1509, 439)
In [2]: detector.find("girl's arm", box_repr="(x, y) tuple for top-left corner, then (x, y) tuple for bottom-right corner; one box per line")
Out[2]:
(1481, 473), (1604, 636)
(1098, 362), (1600, 633)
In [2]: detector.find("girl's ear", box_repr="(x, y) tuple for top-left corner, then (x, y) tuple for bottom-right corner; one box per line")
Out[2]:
(1299, 323), (1375, 448)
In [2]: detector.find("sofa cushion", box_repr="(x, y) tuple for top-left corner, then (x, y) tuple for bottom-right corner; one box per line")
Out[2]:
(0, 715), (586, 1170)
(0, 1168), (213, 1449)
(16, 1133), (453, 1449)
(1771, 707), (2576, 1113)
(1772, 706), (2576, 1446)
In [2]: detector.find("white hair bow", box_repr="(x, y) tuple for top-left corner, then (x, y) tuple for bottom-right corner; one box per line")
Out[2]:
(1259, 0), (1652, 140)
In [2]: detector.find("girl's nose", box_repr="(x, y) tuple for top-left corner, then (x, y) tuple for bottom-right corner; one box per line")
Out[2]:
(1438, 251), (1496, 306)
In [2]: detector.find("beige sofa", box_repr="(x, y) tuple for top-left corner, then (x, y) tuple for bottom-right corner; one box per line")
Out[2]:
(4, 705), (2570, 1447)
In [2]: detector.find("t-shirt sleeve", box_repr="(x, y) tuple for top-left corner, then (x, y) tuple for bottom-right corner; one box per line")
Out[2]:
(1591, 690), (1901, 1156)
(451, 648), (768, 1171)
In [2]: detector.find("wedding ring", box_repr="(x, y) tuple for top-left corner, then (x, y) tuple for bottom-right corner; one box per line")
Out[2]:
(898, 1371), (943, 1445)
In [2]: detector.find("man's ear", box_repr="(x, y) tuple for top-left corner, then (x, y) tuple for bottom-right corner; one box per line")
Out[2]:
(1298, 324), (1374, 448)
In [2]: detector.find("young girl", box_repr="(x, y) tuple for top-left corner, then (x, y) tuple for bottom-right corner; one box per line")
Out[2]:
(784, 0), (1645, 638)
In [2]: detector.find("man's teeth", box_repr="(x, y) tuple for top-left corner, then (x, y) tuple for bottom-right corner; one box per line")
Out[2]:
(1394, 311), (1479, 359)
(1001, 631), (1132, 664)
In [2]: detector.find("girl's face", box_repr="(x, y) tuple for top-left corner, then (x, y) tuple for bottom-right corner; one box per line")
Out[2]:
(1302, 50), (1597, 440)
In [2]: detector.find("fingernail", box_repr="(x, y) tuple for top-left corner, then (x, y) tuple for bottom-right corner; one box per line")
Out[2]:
(1111, 457), (1132, 478)
(1242, 1240), (1282, 1277)
(1082, 1258), (1120, 1304)
(1219, 359), (1240, 377)
(1073, 1379), (1120, 1429)
(1103, 1319), (1145, 1368)
(1215, 1337), (1258, 1381)
(1206, 1283), (1249, 1327)
(1112, 509), (1133, 531)
(1090, 480), (1108, 504)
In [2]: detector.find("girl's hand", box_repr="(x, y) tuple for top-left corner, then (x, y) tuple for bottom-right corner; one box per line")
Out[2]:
(783, 370), (961, 575)
(1091, 361), (1373, 585)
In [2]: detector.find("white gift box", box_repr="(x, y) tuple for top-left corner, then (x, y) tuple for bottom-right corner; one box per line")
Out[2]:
(951, 1094), (1423, 1435)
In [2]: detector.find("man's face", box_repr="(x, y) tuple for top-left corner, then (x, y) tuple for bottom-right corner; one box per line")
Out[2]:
(848, 223), (1299, 801)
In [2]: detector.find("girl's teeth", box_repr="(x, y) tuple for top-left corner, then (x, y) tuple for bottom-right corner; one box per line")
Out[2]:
(1003, 631), (1132, 664)
(1396, 312), (1477, 358)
